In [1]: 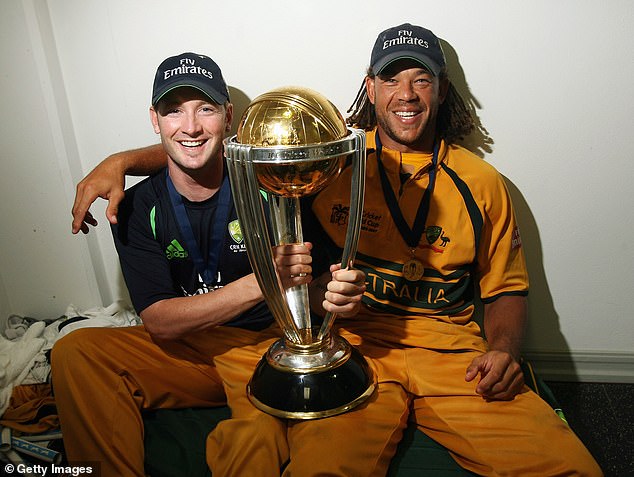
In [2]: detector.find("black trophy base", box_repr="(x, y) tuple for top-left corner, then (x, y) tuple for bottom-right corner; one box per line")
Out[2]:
(247, 345), (375, 420)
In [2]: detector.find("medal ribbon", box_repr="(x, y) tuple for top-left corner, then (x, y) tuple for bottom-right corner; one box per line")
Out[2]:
(166, 169), (232, 286)
(375, 133), (439, 248)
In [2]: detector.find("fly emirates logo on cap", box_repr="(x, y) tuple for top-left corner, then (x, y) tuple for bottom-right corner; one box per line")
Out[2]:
(163, 57), (215, 81)
(152, 52), (229, 106)
(382, 28), (430, 50)
(371, 23), (445, 76)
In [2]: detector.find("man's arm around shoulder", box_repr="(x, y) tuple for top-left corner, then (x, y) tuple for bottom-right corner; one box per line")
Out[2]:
(72, 144), (167, 234)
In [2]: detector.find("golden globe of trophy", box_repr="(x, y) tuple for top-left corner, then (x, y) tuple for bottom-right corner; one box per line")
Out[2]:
(224, 86), (375, 419)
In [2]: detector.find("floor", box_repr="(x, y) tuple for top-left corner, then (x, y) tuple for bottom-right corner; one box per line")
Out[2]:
(545, 381), (634, 477)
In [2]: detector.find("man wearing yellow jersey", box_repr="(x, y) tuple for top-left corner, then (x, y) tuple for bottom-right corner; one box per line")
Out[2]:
(70, 24), (602, 476)
(302, 23), (602, 476)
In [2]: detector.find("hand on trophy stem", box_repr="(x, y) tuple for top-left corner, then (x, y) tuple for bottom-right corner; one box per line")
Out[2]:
(315, 264), (366, 319)
(272, 242), (313, 290)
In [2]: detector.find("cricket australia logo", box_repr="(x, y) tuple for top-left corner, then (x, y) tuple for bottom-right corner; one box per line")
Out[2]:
(228, 220), (243, 243)
(228, 220), (247, 253)
(423, 225), (450, 253)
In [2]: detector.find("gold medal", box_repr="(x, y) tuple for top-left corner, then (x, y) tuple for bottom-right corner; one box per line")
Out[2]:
(402, 258), (424, 282)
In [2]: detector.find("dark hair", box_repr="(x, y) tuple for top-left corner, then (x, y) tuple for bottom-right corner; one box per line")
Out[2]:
(346, 67), (475, 145)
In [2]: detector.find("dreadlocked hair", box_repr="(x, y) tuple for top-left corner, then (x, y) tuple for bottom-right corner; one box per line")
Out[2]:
(346, 73), (376, 131)
(346, 67), (475, 145)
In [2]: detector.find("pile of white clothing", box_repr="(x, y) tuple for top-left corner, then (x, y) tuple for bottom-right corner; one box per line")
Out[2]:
(0, 302), (141, 416)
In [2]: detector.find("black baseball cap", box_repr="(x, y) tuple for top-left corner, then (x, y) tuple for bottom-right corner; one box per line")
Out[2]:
(151, 52), (230, 106)
(370, 23), (446, 76)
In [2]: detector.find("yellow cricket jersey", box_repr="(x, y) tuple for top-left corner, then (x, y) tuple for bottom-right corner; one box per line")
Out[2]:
(311, 129), (528, 329)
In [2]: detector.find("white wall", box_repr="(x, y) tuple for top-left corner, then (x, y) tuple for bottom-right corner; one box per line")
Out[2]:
(2, 0), (632, 381)
(0, 0), (104, 325)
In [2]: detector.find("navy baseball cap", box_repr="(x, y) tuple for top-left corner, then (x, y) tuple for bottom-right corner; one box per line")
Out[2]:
(370, 23), (446, 76)
(151, 52), (230, 106)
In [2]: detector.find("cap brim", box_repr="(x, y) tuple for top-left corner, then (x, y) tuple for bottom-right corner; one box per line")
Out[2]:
(152, 79), (228, 106)
(373, 51), (441, 76)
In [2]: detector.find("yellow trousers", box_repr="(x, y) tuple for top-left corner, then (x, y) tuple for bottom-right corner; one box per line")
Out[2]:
(207, 320), (602, 477)
(51, 321), (603, 477)
(50, 324), (280, 476)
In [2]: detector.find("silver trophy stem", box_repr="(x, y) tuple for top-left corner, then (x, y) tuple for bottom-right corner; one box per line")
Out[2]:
(269, 195), (312, 343)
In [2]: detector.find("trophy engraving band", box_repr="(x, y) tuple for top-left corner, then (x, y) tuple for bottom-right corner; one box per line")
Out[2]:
(250, 139), (357, 162)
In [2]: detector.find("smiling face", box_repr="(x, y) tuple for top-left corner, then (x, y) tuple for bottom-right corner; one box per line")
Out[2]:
(366, 59), (448, 153)
(150, 87), (232, 177)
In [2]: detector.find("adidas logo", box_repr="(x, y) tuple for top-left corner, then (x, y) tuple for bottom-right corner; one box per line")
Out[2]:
(166, 239), (188, 259)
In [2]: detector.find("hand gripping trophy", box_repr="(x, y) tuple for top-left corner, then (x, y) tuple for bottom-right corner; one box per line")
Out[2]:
(224, 86), (375, 419)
